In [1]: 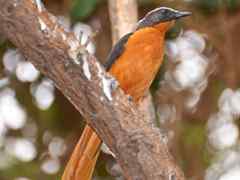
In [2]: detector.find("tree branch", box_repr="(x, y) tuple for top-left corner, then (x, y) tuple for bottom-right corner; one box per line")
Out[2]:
(108, 0), (138, 44)
(0, 0), (185, 179)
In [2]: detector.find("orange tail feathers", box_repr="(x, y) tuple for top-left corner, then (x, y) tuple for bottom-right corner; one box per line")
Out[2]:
(62, 125), (102, 180)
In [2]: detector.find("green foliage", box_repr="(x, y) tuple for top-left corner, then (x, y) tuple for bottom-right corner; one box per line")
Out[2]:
(71, 0), (99, 21)
(94, 155), (113, 179)
(0, 161), (57, 180)
(0, 40), (10, 54)
(181, 121), (211, 167)
(195, 0), (240, 13)
(211, 79), (226, 111)
(182, 122), (205, 147)
(138, 0), (156, 6)
(198, 0), (221, 12)
(166, 21), (182, 40)
(226, 0), (240, 10)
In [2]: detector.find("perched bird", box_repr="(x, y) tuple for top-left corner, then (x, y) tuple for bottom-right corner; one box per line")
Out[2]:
(62, 7), (191, 180)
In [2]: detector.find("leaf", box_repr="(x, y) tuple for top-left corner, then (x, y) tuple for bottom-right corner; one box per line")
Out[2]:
(71, 0), (98, 21)
(196, 0), (222, 14)
(226, 0), (240, 10)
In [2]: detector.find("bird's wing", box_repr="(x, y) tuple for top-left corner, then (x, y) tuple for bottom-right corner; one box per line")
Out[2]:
(104, 32), (133, 71)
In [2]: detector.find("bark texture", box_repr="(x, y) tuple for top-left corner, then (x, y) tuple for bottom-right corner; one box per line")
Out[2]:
(0, 0), (185, 179)
(108, 0), (138, 44)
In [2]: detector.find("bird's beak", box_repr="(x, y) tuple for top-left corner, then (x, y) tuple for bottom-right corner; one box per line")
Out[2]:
(174, 11), (192, 19)
(157, 10), (191, 22)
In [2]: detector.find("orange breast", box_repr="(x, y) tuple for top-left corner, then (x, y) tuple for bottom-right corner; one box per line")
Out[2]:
(109, 27), (165, 102)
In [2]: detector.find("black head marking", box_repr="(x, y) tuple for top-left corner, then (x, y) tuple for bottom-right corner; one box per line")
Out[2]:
(136, 7), (191, 30)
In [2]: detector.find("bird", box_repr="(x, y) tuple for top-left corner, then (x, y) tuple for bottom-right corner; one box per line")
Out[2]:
(62, 7), (191, 180)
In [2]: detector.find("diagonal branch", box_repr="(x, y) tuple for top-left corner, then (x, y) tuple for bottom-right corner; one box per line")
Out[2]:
(0, 0), (185, 179)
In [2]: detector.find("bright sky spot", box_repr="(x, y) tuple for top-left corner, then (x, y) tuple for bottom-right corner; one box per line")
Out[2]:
(219, 166), (240, 180)
(3, 49), (24, 73)
(0, 88), (26, 129)
(183, 30), (206, 53)
(16, 61), (40, 82)
(208, 122), (239, 150)
(5, 138), (37, 162)
(48, 137), (66, 158)
(41, 158), (60, 174)
(31, 79), (55, 110)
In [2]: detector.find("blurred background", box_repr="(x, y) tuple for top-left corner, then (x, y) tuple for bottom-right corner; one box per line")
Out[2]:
(0, 0), (240, 179)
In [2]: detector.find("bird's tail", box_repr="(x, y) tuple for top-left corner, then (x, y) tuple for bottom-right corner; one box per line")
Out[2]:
(62, 125), (102, 180)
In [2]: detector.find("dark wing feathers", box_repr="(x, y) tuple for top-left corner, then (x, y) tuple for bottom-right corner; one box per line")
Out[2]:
(104, 32), (133, 71)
